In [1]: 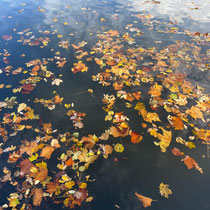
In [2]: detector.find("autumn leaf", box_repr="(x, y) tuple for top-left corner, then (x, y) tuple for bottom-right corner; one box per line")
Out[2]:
(17, 103), (27, 113)
(46, 181), (59, 194)
(20, 141), (38, 156)
(154, 128), (172, 152)
(159, 183), (172, 198)
(182, 155), (203, 174)
(40, 146), (54, 159)
(186, 106), (204, 121)
(54, 95), (63, 104)
(131, 131), (143, 144)
(65, 157), (74, 166)
(52, 78), (63, 86)
(135, 192), (153, 208)
(171, 147), (184, 156)
(33, 188), (43, 206)
(17, 159), (34, 178)
(171, 116), (184, 130)
(72, 61), (88, 73)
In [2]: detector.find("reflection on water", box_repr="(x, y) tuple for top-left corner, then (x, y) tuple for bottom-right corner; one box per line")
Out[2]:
(0, 0), (209, 209)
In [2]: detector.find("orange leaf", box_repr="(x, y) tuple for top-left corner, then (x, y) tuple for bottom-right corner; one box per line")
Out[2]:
(65, 157), (74, 166)
(135, 192), (153, 208)
(182, 155), (203, 174)
(186, 106), (204, 120)
(131, 131), (143, 144)
(54, 95), (63, 104)
(171, 147), (183, 156)
(40, 146), (54, 159)
(171, 116), (184, 130)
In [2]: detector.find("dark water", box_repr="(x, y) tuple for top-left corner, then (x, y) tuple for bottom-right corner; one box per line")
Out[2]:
(0, 0), (210, 209)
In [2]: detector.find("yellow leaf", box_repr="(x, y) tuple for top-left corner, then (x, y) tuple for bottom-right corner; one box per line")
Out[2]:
(79, 182), (87, 189)
(29, 153), (38, 162)
(114, 143), (124, 153)
(159, 183), (172, 198)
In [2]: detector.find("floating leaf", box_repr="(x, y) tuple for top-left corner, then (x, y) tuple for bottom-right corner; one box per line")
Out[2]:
(159, 183), (172, 198)
(135, 192), (153, 208)
(114, 143), (124, 153)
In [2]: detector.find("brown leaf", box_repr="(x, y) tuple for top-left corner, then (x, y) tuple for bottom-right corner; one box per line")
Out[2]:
(80, 135), (96, 150)
(182, 155), (203, 174)
(17, 159), (34, 178)
(135, 192), (153, 208)
(20, 141), (38, 156)
(46, 181), (59, 194)
(171, 147), (183, 156)
(33, 188), (43, 206)
(40, 146), (54, 159)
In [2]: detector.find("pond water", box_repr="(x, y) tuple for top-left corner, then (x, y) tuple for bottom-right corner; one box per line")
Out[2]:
(0, 0), (209, 209)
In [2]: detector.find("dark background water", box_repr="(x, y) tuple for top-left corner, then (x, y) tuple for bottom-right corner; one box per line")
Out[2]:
(0, 0), (210, 209)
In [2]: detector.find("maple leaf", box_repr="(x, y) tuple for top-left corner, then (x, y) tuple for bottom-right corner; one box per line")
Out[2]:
(40, 146), (54, 159)
(186, 106), (204, 121)
(159, 183), (172, 198)
(131, 131), (143, 144)
(171, 116), (184, 130)
(182, 155), (203, 174)
(33, 188), (43, 206)
(17, 159), (34, 178)
(171, 147), (184, 156)
(154, 128), (172, 152)
(135, 192), (153, 208)
(141, 109), (161, 123)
